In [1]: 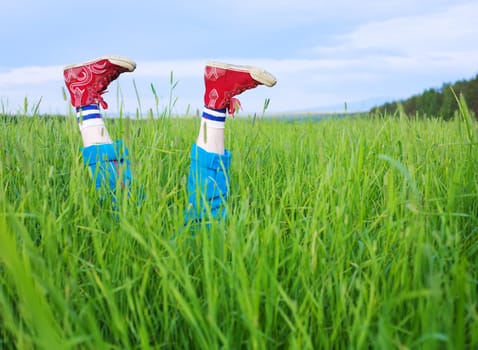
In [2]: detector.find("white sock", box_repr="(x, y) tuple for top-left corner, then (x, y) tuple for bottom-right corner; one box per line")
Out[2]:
(77, 105), (112, 147)
(196, 107), (226, 154)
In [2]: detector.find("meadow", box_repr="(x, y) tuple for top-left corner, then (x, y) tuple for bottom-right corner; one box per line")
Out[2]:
(0, 100), (477, 349)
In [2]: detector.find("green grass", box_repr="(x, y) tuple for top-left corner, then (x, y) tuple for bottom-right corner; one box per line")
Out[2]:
(0, 109), (477, 349)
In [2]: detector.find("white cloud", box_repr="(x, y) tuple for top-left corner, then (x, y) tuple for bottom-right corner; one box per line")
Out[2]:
(0, 66), (63, 85)
(1, 48), (477, 116)
(315, 2), (478, 58)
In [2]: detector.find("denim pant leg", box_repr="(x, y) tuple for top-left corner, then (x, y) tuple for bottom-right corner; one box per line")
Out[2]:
(81, 140), (132, 195)
(186, 144), (232, 224)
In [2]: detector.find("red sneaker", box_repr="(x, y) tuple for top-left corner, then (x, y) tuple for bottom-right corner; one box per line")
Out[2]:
(204, 62), (276, 115)
(64, 56), (136, 109)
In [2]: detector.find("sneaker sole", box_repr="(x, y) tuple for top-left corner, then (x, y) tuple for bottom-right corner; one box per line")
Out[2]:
(206, 61), (277, 87)
(64, 55), (136, 72)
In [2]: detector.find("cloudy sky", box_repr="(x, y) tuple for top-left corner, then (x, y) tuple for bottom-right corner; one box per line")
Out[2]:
(1, 0), (477, 116)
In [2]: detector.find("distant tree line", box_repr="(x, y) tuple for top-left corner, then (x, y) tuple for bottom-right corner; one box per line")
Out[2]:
(371, 73), (478, 119)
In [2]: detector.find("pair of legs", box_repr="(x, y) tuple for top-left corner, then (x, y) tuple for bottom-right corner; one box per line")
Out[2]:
(63, 56), (276, 224)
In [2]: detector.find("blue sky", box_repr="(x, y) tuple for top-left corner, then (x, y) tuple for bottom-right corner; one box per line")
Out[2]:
(1, 0), (477, 116)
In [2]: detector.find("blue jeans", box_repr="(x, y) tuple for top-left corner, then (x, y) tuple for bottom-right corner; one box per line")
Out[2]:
(81, 140), (132, 197)
(81, 141), (231, 223)
(185, 144), (231, 224)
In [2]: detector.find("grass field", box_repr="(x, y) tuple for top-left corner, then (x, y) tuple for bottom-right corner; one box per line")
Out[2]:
(0, 102), (477, 349)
